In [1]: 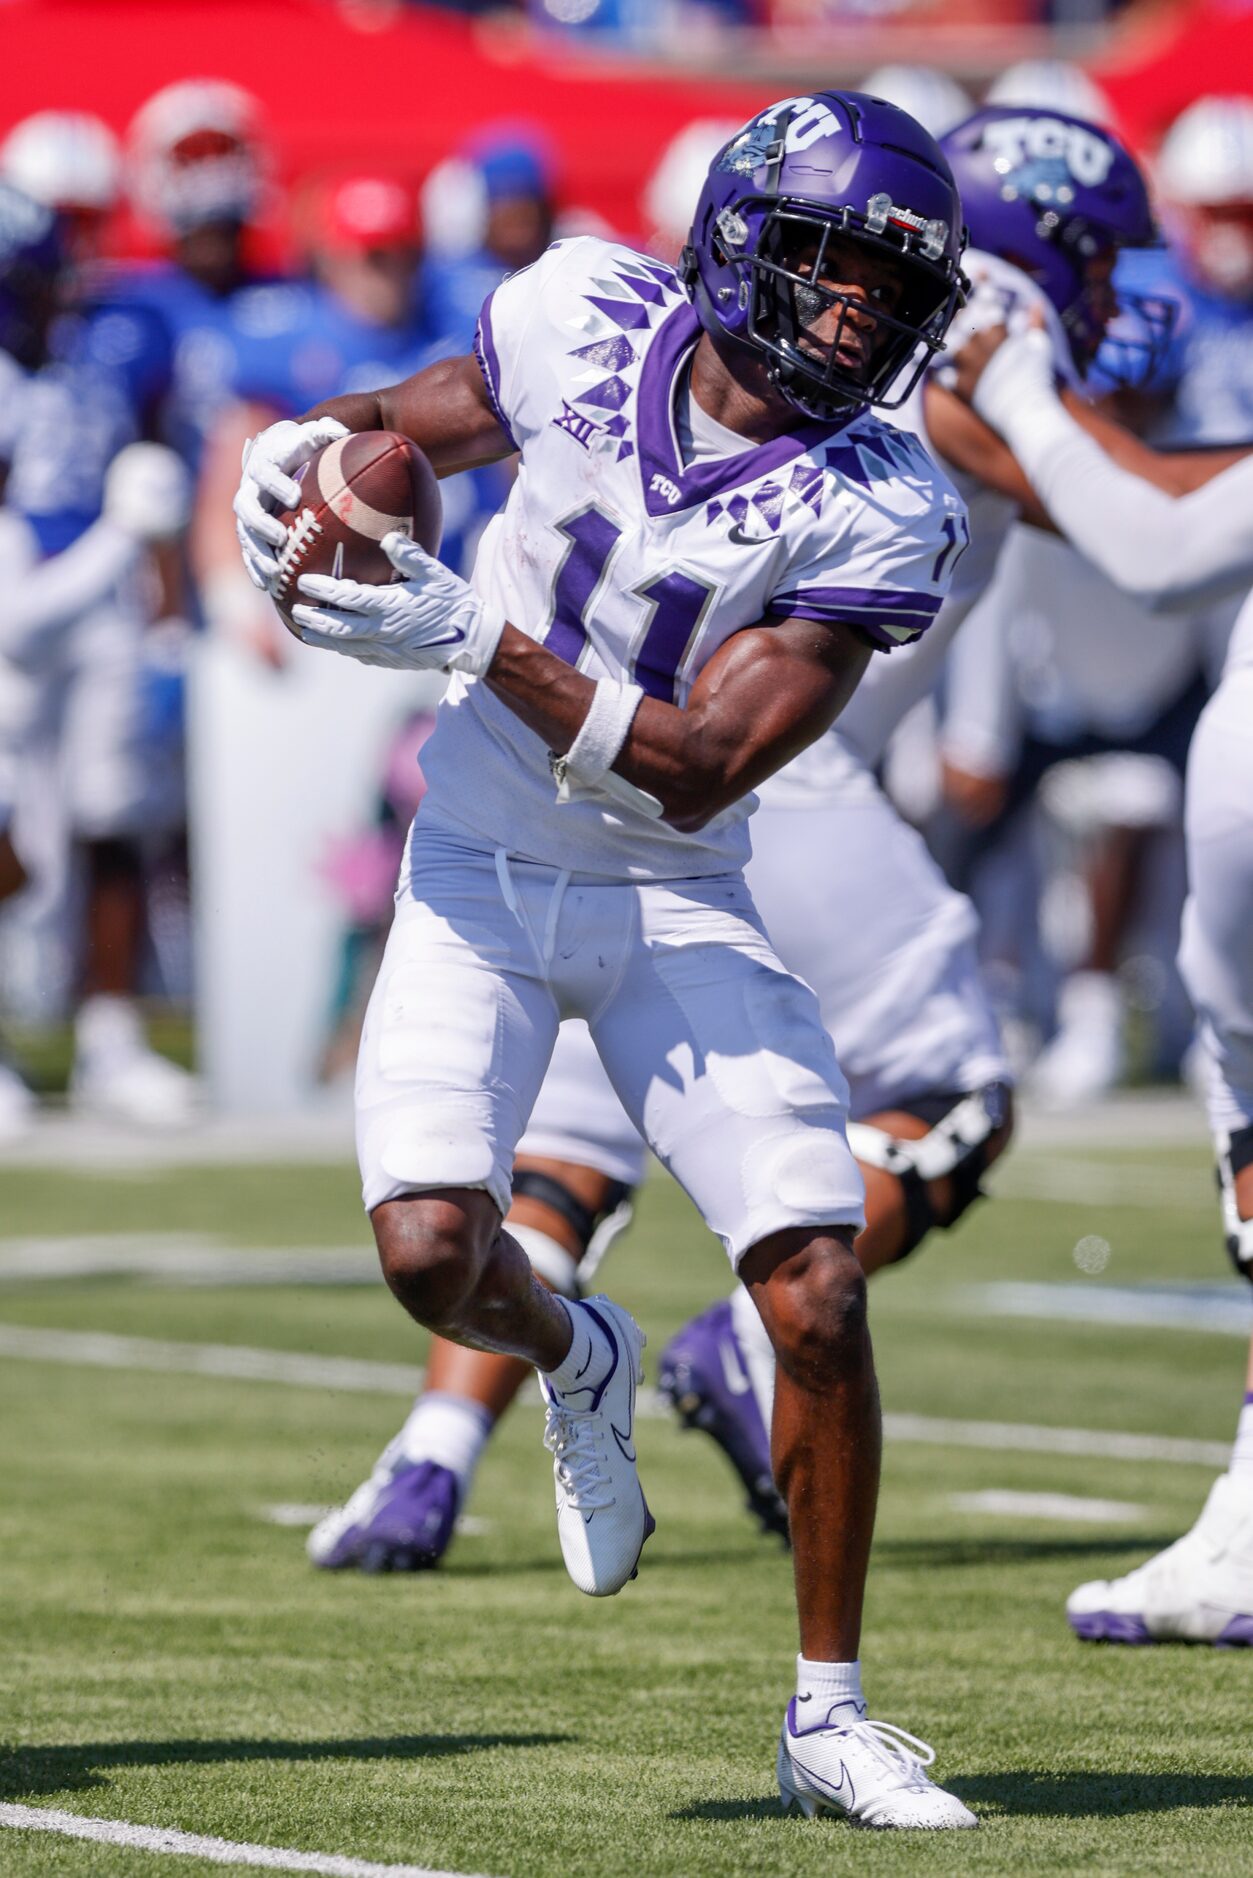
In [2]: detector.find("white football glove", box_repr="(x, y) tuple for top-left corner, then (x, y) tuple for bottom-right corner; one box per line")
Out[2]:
(233, 415), (349, 592)
(103, 442), (192, 543)
(292, 531), (505, 676)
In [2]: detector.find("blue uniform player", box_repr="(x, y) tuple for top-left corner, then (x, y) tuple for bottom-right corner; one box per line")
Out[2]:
(0, 183), (192, 1131)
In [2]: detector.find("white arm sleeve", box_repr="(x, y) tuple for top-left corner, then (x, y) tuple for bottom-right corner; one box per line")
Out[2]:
(940, 571), (1023, 778)
(0, 513), (140, 669)
(973, 335), (1253, 615)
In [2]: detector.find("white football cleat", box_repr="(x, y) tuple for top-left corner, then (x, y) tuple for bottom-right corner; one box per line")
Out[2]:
(778, 1699), (979, 1830)
(541, 1295), (653, 1597)
(0, 1057), (36, 1140)
(70, 996), (199, 1129)
(1067, 1473), (1253, 1645)
(1027, 970), (1124, 1110)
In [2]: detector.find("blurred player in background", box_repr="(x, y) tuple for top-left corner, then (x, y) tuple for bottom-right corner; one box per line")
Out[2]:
(0, 110), (120, 274)
(0, 182), (192, 1128)
(420, 127), (555, 345)
(938, 91), (1253, 1106)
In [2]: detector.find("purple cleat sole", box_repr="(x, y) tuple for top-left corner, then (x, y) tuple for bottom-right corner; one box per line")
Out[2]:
(1217, 1615), (1253, 1646)
(657, 1300), (789, 1544)
(315, 1460), (460, 1572)
(1068, 1609), (1153, 1644)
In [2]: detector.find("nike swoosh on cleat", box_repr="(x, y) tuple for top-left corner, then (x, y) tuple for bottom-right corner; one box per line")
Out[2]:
(800, 1758), (857, 1813)
(717, 1335), (752, 1396)
(611, 1421), (636, 1464)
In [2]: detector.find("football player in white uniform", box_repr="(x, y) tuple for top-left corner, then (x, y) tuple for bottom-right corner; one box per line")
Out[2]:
(1065, 588), (1253, 1645)
(303, 110), (1253, 1560)
(237, 93), (984, 1830)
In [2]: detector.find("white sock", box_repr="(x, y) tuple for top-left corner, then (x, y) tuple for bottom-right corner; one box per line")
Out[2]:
(545, 1297), (614, 1397)
(796, 1656), (865, 1725)
(395, 1391), (493, 1488)
(730, 1282), (777, 1430)
(1231, 1394), (1253, 1484)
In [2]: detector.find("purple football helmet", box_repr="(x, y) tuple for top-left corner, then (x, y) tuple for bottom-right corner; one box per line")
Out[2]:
(941, 107), (1166, 378)
(683, 92), (966, 420)
(0, 181), (63, 365)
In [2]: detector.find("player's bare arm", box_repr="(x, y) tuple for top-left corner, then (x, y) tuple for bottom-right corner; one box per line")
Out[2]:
(487, 612), (871, 832)
(309, 354), (514, 478)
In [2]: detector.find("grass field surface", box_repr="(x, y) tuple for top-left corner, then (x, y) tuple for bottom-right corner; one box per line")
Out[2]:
(2, 1116), (1251, 1875)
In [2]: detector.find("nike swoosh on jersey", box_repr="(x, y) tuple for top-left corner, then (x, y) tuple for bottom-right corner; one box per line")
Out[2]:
(727, 523), (775, 547)
(717, 1334), (752, 1396)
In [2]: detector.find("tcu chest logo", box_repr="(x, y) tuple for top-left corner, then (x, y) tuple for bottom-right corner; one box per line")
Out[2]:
(983, 115), (1115, 187)
(649, 472), (683, 506)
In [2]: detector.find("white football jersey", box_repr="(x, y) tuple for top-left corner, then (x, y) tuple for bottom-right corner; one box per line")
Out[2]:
(415, 237), (966, 879)
(761, 249), (1078, 803)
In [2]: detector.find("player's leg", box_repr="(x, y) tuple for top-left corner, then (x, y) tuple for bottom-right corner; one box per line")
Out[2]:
(661, 789), (1012, 1532)
(63, 608), (197, 1125)
(593, 874), (976, 1828)
(308, 1145), (637, 1571)
(1068, 675), (1253, 1642)
(0, 657), (48, 1133)
(355, 838), (652, 1597)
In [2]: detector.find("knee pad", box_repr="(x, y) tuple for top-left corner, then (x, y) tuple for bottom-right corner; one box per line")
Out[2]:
(509, 1168), (635, 1295)
(848, 1081), (1011, 1262)
(1217, 1123), (1253, 1286)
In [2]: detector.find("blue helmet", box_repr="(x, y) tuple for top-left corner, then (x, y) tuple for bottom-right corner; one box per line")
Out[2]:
(941, 107), (1166, 377)
(683, 92), (966, 420)
(0, 180), (63, 362)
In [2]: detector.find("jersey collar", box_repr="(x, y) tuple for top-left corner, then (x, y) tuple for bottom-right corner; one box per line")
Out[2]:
(635, 301), (834, 518)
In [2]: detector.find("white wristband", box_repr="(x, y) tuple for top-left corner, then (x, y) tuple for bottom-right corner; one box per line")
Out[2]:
(557, 678), (644, 786)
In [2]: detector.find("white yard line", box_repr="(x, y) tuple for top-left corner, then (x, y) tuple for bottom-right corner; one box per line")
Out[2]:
(970, 1280), (1253, 1338)
(0, 1325), (426, 1395)
(0, 1322), (1232, 1466)
(0, 1237), (378, 1287)
(0, 1804), (493, 1877)
(887, 1411), (1229, 1469)
(948, 1489), (1149, 1524)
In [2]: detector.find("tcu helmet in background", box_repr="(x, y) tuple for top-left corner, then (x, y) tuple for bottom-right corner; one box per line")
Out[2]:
(942, 107), (1157, 373)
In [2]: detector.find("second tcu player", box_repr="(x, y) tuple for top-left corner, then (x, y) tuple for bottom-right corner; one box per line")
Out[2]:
(237, 94), (982, 1829)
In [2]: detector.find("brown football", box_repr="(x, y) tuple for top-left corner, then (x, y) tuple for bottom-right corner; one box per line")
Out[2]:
(270, 430), (442, 637)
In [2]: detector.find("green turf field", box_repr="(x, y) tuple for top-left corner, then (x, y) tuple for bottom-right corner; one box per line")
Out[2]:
(1, 1126), (1251, 1876)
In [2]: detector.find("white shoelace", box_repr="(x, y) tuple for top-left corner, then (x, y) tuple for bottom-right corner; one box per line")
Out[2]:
(543, 1399), (616, 1511)
(832, 1718), (937, 1789)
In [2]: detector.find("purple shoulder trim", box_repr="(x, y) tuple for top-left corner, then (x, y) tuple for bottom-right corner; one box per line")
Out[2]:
(473, 293), (517, 449)
(771, 585), (942, 650)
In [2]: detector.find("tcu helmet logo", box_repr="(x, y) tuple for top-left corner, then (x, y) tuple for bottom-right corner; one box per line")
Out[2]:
(983, 115), (1115, 189)
(718, 96), (841, 177)
(758, 96), (842, 154)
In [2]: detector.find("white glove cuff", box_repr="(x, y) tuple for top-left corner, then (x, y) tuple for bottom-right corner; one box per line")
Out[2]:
(559, 679), (645, 787)
(443, 596), (506, 677)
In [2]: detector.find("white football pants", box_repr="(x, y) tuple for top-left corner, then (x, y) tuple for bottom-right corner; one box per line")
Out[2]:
(1178, 668), (1253, 1137)
(356, 824), (865, 1264)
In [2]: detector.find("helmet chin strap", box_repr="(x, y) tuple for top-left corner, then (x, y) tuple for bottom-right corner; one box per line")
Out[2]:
(767, 355), (864, 423)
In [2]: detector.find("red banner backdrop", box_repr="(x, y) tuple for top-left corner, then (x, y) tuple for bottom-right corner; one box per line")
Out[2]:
(0, 0), (779, 250)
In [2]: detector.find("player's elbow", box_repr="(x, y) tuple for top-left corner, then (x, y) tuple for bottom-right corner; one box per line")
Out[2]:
(662, 770), (739, 832)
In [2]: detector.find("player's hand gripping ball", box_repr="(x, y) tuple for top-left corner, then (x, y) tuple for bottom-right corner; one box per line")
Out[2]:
(262, 430), (444, 638)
